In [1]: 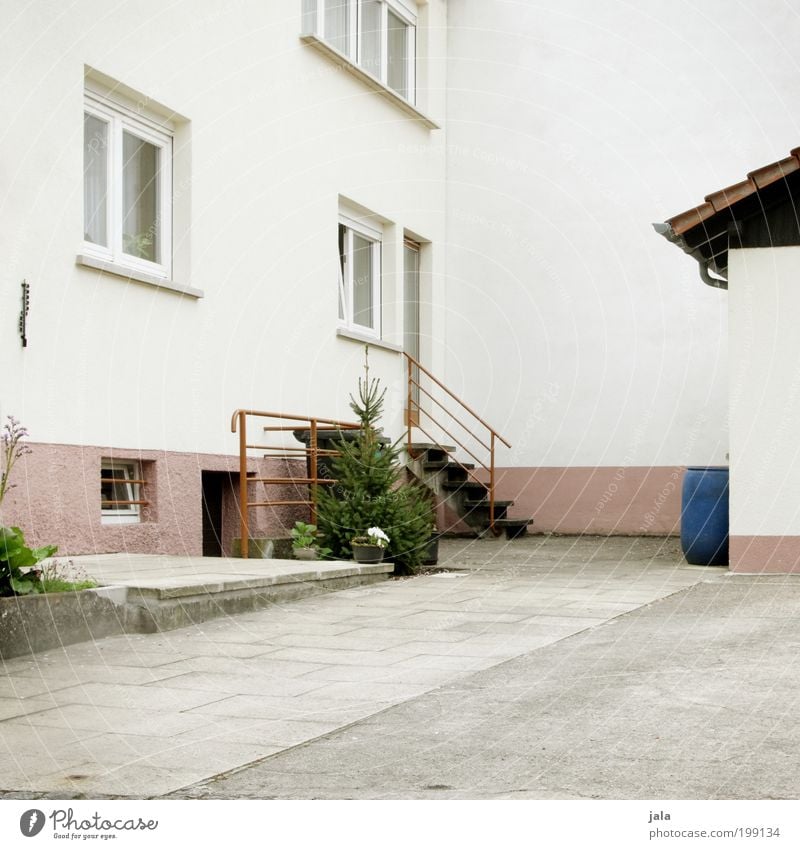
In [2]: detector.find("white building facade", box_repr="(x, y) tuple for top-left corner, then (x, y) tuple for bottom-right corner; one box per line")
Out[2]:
(1, 0), (448, 555)
(3, 1), (798, 562)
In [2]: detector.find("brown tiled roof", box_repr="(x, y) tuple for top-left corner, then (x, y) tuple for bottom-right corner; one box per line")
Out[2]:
(656, 146), (800, 284)
(666, 150), (800, 236)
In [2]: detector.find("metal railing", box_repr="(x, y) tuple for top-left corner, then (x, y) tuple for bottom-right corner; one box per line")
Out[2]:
(230, 409), (360, 558)
(404, 353), (511, 533)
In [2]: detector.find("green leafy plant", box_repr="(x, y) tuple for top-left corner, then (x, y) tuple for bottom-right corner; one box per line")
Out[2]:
(317, 348), (434, 574)
(0, 526), (57, 596)
(290, 521), (331, 557)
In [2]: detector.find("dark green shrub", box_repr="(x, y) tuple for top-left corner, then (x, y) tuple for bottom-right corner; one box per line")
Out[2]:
(317, 351), (433, 574)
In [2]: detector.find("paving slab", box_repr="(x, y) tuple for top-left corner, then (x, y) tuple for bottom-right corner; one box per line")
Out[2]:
(0, 535), (721, 798)
(167, 577), (800, 800)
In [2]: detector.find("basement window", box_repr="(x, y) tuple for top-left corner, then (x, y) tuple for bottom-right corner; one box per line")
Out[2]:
(101, 460), (146, 524)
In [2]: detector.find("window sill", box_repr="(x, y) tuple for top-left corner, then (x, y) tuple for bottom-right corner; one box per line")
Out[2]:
(300, 33), (440, 130)
(76, 254), (204, 299)
(337, 327), (403, 353)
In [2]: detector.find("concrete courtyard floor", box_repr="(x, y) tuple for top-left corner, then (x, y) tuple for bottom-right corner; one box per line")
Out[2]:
(1, 535), (798, 800)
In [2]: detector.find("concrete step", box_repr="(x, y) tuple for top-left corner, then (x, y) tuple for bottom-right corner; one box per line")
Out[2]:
(407, 442), (456, 462)
(441, 480), (489, 494)
(423, 461), (476, 480)
(463, 499), (514, 509)
(0, 556), (393, 659)
(494, 518), (535, 539)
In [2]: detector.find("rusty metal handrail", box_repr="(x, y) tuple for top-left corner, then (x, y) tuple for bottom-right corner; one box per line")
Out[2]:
(230, 409), (360, 558)
(404, 353), (511, 533)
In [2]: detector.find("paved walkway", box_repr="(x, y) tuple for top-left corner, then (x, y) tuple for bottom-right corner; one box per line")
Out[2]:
(0, 536), (720, 798)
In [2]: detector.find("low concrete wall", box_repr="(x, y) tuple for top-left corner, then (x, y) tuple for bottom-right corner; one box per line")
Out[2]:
(0, 587), (129, 659)
(0, 561), (393, 659)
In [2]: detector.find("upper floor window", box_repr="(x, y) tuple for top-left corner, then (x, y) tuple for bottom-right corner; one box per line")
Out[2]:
(83, 91), (172, 280)
(302, 0), (416, 101)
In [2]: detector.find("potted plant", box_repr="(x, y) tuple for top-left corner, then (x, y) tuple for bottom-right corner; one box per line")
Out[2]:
(290, 521), (330, 561)
(350, 526), (390, 563)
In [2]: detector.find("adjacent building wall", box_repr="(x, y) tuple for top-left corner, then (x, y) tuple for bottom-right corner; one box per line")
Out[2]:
(442, 0), (800, 533)
(728, 247), (800, 572)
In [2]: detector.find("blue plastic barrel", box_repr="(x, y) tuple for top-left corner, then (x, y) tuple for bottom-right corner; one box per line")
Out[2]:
(680, 467), (729, 566)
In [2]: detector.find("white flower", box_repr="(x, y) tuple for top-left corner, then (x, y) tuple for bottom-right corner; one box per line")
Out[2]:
(367, 526), (390, 547)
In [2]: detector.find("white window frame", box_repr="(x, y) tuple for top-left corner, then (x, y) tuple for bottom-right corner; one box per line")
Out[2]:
(83, 91), (173, 280)
(304, 0), (416, 102)
(338, 213), (382, 338)
(100, 460), (142, 525)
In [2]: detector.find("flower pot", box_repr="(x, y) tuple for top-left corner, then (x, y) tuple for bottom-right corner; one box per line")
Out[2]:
(352, 544), (384, 564)
(293, 547), (319, 561)
(421, 533), (439, 566)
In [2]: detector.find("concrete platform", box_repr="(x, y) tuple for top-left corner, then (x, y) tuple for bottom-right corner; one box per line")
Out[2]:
(0, 555), (392, 659)
(0, 535), (739, 799)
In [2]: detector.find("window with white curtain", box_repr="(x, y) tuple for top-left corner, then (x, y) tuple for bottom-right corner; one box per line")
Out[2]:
(338, 214), (382, 337)
(302, 0), (416, 101)
(83, 91), (172, 279)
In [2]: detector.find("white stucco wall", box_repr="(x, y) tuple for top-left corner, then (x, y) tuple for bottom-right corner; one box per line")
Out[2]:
(0, 0), (448, 455)
(728, 247), (800, 537)
(6, 0), (800, 490)
(443, 0), (800, 469)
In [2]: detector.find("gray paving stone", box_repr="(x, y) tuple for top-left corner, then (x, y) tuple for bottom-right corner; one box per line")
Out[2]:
(0, 536), (712, 799)
(0, 696), (58, 721)
(298, 664), (459, 686)
(266, 647), (417, 666)
(184, 694), (378, 725)
(47, 682), (224, 712)
(145, 672), (325, 698)
(156, 655), (327, 677)
(3, 704), (217, 736)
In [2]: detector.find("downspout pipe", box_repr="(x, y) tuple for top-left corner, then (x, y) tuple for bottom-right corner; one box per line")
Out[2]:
(698, 261), (727, 290)
(652, 222), (728, 290)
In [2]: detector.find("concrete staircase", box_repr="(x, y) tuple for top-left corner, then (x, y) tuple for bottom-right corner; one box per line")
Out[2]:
(405, 442), (533, 539)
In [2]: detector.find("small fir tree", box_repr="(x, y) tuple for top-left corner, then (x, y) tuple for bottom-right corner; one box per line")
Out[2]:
(317, 350), (434, 573)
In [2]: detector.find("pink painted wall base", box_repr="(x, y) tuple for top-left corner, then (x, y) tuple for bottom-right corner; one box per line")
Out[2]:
(495, 466), (685, 536)
(729, 536), (800, 573)
(0, 442), (307, 557)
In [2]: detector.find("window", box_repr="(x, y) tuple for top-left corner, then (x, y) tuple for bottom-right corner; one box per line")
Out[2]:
(302, 0), (416, 101)
(100, 461), (144, 524)
(338, 214), (382, 336)
(83, 91), (172, 279)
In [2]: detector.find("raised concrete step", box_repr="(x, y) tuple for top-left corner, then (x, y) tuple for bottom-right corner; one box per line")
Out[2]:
(0, 555), (393, 659)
